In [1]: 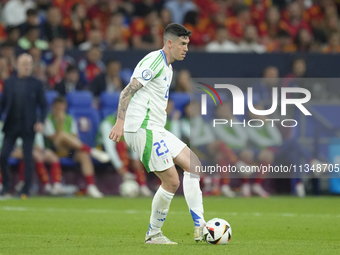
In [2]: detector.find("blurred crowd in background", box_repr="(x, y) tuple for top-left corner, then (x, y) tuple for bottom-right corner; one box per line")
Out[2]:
(1, 0), (340, 53)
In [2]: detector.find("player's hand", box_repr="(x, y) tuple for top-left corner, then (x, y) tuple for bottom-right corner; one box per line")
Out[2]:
(109, 121), (124, 143)
(34, 122), (44, 133)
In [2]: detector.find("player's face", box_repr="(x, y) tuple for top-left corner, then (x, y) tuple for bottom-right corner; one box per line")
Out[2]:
(52, 102), (67, 117)
(171, 36), (189, 61)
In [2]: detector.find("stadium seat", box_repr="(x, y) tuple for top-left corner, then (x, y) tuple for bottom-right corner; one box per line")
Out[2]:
(170, 92), (190, 113)
(8, 157), (19, 165)
(100, 92), (120, 118)
(66, 91), (93, 108)
(68, 108), (101, 148)
(59, 157), (77, 167)
(67, 107), (101, 166)
(45, 90), (59, 106)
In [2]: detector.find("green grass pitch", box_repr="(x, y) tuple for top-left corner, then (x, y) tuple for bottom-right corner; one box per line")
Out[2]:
(0, 196), (339, 255)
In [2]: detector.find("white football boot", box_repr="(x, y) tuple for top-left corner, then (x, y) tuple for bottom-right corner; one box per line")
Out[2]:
(51, 183), (65, 196)
(221, 185), (236, 197)
(241, 183), (251, 197)
(252, 184), (270, 198)
(296, 182), (306, 198)
(145, 232), (177, 244)
(194, 226), (204, 242)
(87, 184), (104, 198)
(44, 183), (53, 195)
(90, 148), (111, 163)
(15, 181), (25, 193)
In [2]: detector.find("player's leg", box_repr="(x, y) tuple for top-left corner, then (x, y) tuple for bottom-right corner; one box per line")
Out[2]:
(43, 149), (66, 195)
(44, 149), (78, 196)
(0, 132), (18, 195)
(44, 149), (62, 184)
(21, 133), (35, 196)
(9, 148), (25, 193)
(173, 146), (206, 242)
(253, 149), (273, 198)
(145, 165), (179, 244)
(124, 129), (177, 244)
(54, 132), (109, 163)
(73, 151), (103, 198)
(239, 148), (255, 197)
(32, 147), (52, 194)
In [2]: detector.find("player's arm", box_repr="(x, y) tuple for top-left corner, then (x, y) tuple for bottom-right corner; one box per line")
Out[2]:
(117, 78), (143, 121)
(109, 78), (143, 142)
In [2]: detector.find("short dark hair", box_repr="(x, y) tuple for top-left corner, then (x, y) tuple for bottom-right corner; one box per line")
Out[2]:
(216, 25), (227, 32)
(66, 65), (78, 73)
(277, 30), (291, 38)
(53, 96), (67, 105)
(0, 41), (15, 49)
(291, 57), (306, 67)
(6, 25), (20, 34)
(164, 23), (192, 39)
(234, 3), (250, 16)
(26, 25), (39, 34)
(71, 3), (80, 13)
(26, 8), (38, 16)
(105, 59), (120, 67)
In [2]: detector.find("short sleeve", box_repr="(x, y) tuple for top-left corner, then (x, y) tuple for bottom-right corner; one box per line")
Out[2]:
(71, 119), (78, 135)
(44, 118), (56, 137)
(34, 133), (45, 149)
(131, 51), (165, 87)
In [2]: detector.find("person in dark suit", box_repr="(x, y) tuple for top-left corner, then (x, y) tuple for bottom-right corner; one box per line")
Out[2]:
(0, 53), (47, 198)
(54, 65), (85, 96)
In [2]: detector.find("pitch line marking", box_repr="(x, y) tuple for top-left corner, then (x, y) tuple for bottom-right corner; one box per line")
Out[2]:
(0, 206), (338, 219)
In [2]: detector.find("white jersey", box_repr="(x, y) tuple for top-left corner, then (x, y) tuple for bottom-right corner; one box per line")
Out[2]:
(124, 50), (173, 132)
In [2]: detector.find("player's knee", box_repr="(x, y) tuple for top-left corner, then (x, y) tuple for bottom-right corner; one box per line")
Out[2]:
(191, 153), (201, 170)
(165, 178), (180, 192)
(170, 178), (180, 191)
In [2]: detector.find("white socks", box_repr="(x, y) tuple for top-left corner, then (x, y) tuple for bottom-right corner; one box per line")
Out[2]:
(183, 172), (205, 227)
(147, 185), (174, 236)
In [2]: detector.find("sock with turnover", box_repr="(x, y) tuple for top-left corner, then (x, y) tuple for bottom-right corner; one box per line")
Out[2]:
(80, 144), (91, 153)
(147, 185), (174, 236)
(19, 161), (25, 182)
(50, 162), (62, 183)
(183, 172), (205, 227)
(35, 162), (49, 185)
(85, 175), (95, 186)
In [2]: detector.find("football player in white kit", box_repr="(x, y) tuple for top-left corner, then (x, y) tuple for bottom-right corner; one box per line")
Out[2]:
(109, 23), (205, 244)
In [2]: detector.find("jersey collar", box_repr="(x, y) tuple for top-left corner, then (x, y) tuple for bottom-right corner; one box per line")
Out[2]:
(160, 50), (168, 67)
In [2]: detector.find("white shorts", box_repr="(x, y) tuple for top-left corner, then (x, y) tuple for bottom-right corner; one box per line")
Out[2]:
(124, 128), (186, 172)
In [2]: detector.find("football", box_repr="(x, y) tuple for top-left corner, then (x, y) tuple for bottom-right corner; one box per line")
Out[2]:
(203, 218), (232, 245)
(119, 180), (140, 198)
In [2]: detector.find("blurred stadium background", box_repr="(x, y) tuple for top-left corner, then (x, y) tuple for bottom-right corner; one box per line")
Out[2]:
(0, 0), (340, 198)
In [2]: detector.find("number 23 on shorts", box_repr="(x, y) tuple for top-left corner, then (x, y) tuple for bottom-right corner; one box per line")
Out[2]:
(153, 140), (169, 156)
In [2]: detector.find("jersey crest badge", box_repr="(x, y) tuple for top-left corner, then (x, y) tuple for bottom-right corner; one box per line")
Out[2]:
(142, 69), (152, 81)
